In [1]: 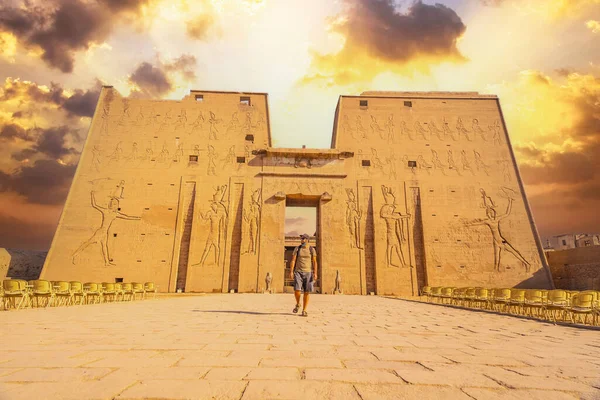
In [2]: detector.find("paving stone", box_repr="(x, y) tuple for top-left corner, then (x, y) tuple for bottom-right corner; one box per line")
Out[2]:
(0, 367), (113, 382)
(117, 379), (248, 399)
(305, 368), (402, 383)
(203, 367), (251, 380)
(355, 383), (473, 399)
(461, 387), (581, 400)
(245, 367), (300, 380)
(241, 380), (361, 400)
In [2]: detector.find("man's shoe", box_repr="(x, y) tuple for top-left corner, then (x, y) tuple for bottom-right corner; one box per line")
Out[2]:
(301, 310), (308, 317)
(293, 304), (300, 313)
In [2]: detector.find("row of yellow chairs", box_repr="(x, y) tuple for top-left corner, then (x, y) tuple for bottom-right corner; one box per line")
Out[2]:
(1, 280), (157, 310)
(421, 286), (600, 326)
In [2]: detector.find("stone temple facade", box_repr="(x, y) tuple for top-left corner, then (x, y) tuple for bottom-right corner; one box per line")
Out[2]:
(40, 88), (554, 295)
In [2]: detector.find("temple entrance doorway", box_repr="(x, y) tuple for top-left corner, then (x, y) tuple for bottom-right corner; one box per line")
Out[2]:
(283, 195), (320, 293)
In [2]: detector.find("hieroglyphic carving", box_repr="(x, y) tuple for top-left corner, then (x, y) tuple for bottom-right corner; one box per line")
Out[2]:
(456, 117), (472, 141)
(72, 190), (141, 266)
(429, 120), (445, 141)
(400, 120), (414, 140)
(158, 144), (169, 163)
(190, 111), (205, 135)
(402, 155), (416, 175)
(472, 119), (487, 141)
(194, 185), (228, 267)
(431, 150), (446, 175)
(92, 145), (102, 172)
(417, 155), (432, 174)
(447, 150), (461, 176)
(370, 115), (385, 139)
(461, 150), (475, 175)
(144, 147), (153, 161)
(254, 114), (266, 131)
(386, 154), (398, 180)
(209, 112), (221, 140)
(498, 159), (512, 183)
(117, 98), (131, 128)
(464, 187), (530, 272)
(100, 102), (110, 134)
(109, 142), (123, 162)
(473, 150), (490, 176)
(159, 109), (174, 132)
(342, 115), (356, 139)
(385, 114), (395, 143)
(207, 145), (217, 176)
(356, 115), (367, 138)
(226, 112), (239, 136)
(345, 189), (362, 249)
(242, 112), (253, 136)
(443, 117), (457, 141)
(489, 120), (503, 145)
(370, 148), (384, 172)
(380, 185), (410, 267)
(173, 142), (184, 163)
(112, 180), (125, 199)
(222, 145), (236, 168)
(134, 107), (144, 126)
(414, 121), (429, 140)
(174, 109), (187, 131)
(244, 189), (261, 254)
(128, 142), (139, 162)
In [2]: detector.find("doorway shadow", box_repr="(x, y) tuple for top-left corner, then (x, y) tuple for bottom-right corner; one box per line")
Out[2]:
(192, 310), (291, 316)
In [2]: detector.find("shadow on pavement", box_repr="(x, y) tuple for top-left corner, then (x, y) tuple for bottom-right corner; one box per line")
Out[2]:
(192, 310), (292, 316)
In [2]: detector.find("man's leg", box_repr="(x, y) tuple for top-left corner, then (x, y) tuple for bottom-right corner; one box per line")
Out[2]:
(294, 291), (301, 307)
(303, 292), (309, 312)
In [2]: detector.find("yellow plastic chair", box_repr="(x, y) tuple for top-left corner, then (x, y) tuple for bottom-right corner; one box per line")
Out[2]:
(69, 281), (86, 305)
(420, 286), (431, 298)
(486, 289), (496, 310)
(544, 290), (569, 323)
(508, 289), (526, 315)
(144, 282), (157, 300)
(122, 283), (134, 301)
(439, 287), (455, 304)
(0, 284), (4, 311)
(52, 281), (73, 306)
(114, 283), (124, 302)
(473, 288), (489, 309)
(132, 282), (144, 301)
(101, 283), (117, 302)
(569, 291), (597, 325)
(523, 289), (544, 318)
(2, 280), (30, 310)
(493, 288), (511, 312)
(83, 282), (102, 304)
(451, 288), (466, 306)
(464, 287), (477, 308)
(29, 280), (55, 308)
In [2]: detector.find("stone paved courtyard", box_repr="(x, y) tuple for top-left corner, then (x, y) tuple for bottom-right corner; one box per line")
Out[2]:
(1, 294), (599, 400)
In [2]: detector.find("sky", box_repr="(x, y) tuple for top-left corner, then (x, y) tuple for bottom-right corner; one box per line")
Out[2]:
(1, 0), (600, 251)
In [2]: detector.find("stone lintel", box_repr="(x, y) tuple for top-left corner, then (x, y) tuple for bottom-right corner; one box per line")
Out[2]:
(255, 148), (354, 159)
(258, 172), (347, 179)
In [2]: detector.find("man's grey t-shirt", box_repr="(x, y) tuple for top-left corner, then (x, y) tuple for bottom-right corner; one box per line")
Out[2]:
(293, 245), (316, 273)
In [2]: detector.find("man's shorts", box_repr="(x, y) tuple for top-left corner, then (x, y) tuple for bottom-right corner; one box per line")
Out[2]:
(294, 271), (314, 293)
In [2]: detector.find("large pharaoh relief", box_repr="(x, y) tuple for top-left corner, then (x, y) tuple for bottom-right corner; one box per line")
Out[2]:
(462, 187), (531, 273)
(379, 185), (411, 268)
(72, 179), (141, 266)
(243, 189), (261, 255)
(193, 185), (229, 267)
(345, 189), (363, 250)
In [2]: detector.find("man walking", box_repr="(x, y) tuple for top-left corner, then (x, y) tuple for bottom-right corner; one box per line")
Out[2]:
(290, 233), (318, 317)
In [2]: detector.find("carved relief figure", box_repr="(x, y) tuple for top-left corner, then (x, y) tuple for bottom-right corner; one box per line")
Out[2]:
(208, 111), (221, 140)
(380, 185), (410, 267)
(370, 148), (384, 171)
(356, 115), (367, 138)
(109, 142), (123, 162)
(456, 117), (472, 141)
(473, 150), (490, 175)
(226, 112), (239, 136)
(345, 189), (362, 249)
(464, 187), (531, 272)
(92, 145), (102, 172)
(134, 107), (145, 126)
(385, 114), (395, 143)
(242, 112), (253, 136)
(222, 145), (236, 168)
(429, 120), (445, 141)
(447, 150), (461, 176)
(112, 180), (126, 199)
(443, 117), (457, 141)
(386, 155), (398, 180)
(498, 159), (512, 182)
(472, 118), (487, 141)
(174, 142), (184, 163)
(190, 111), (205, 135)
(342, 115), (356, 139)
(402, 155), (416, 175)
(117, 99), (130, 127)
(174, 109), (187, 131)
(99, 103), (110, 134)
(128, 142), (138, 161)
(431, 149), (447, 175)
(334, 270), (342, 294)
(417, 155), (432, 174)
(489, 120), (503, 145)
(144, 147), (153, 161)
(461, 150), (475, 175)
(193, 144), (200, 156)
(159, 109), (174, 132)
(254, 114), (266, 131)
(195, 185), (228, 267)
(370, 115), (385, 139)
(72, 191), (141, 266)
(207, 145), (217, 176)
(400, 120), (414, 140)
(147, 107), (159, 127)
(244, 189), (261, 254)
(158, 144), (169, 163)
(414, 121), (429, 140)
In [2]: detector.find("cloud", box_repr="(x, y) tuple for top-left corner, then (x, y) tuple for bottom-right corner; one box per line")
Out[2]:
(186, 14), (217, 40)
(285, 217), (308, 226)
(10, 126), (79, 161)
(0, 211), (57, 251)
(301, 0), (467, 86)
(0, 0), (151, 73)
(0, 159), (76, 205)
(479, 0), (600, 19)
(128, 55), (198, 98)
(0, 123), (34, 142)
(0, 77), (101, 118)
(587, 20), (600, 33)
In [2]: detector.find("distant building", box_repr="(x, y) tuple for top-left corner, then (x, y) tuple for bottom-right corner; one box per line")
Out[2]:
(550, 234), (600, 251)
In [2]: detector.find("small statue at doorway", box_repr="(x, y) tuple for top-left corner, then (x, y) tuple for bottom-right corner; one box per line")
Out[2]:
(334, 270), (342, 294)
(265, 272), (273, 294)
